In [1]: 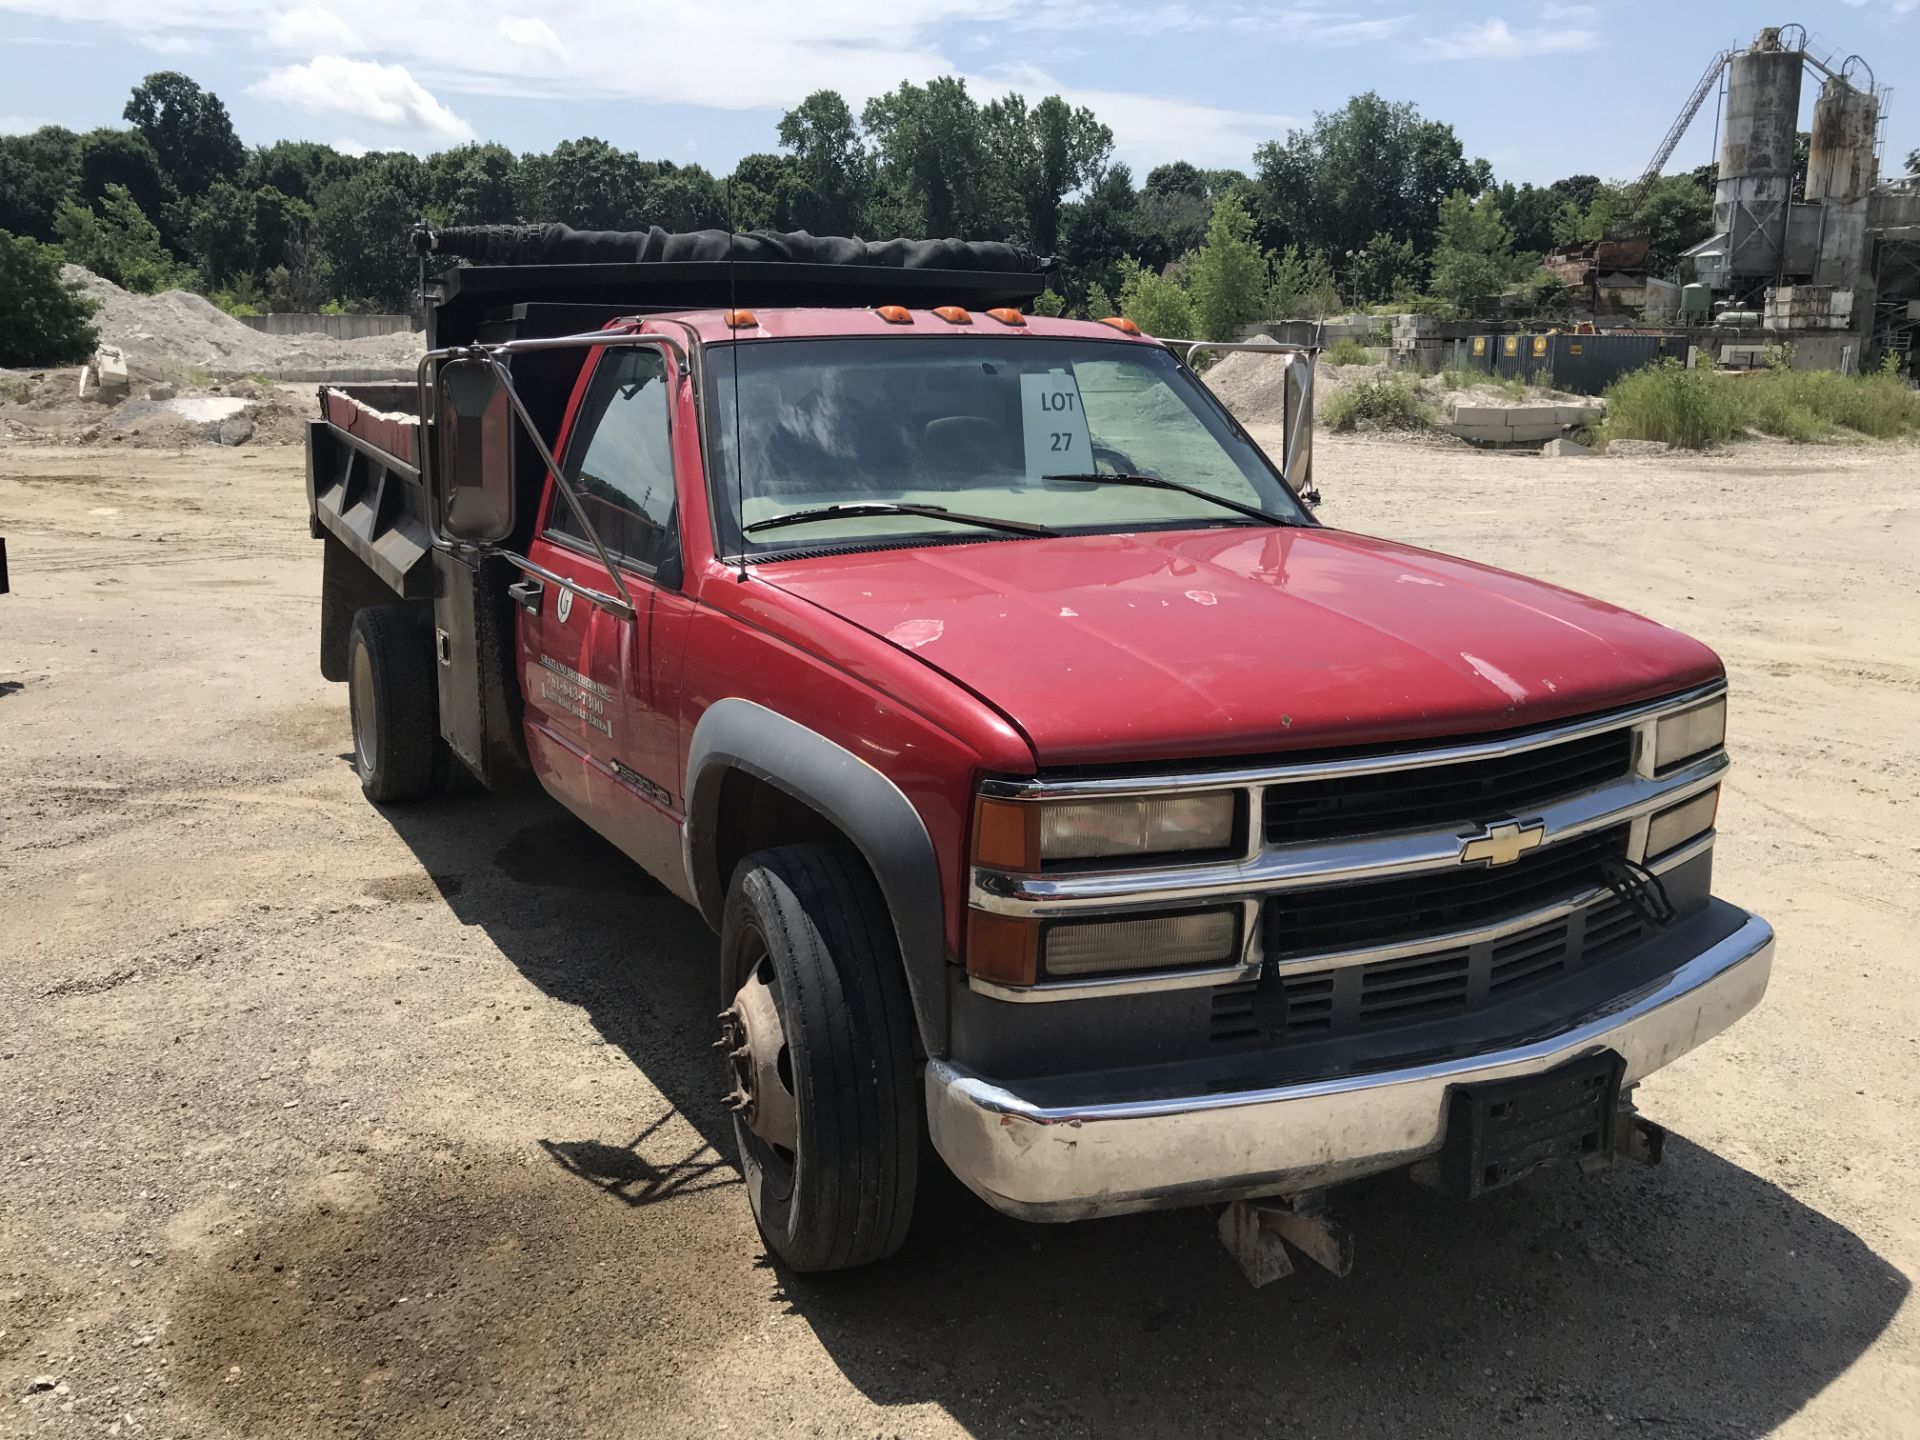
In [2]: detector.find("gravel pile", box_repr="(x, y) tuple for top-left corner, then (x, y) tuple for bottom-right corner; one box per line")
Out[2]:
(1205, 348), (1588, 428)
(64, 266), (423, 382)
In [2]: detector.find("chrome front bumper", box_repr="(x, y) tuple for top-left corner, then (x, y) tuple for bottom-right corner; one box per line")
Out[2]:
(926, 911), (1774, 1222)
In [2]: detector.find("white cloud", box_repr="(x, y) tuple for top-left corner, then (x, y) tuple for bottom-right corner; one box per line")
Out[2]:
(331, 136), (371, 157)
(1424, 17), (1598, 60)
(137, 30), (212, 55)
(986, 63), (1295, 168)
(497, 15), (567, 60)
(250, 55), (476, 145)
(1, 114), (56, 134)
(262, 6), (363, 51)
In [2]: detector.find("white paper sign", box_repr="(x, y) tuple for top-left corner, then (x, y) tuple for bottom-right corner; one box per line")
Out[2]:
(1021, 371), (1093, 481)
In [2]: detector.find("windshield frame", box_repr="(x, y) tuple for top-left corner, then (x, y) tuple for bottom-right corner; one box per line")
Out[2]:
(698, 333), (1315, 565)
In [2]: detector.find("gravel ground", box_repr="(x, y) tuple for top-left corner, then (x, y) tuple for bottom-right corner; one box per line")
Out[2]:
(1, 434), (1917, 1438)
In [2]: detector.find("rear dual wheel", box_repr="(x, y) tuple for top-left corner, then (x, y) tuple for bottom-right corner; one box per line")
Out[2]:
(719, 845), (919, 1272)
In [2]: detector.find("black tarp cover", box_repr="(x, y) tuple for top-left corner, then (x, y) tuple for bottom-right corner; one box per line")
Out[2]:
(417, 225), (1046, 274)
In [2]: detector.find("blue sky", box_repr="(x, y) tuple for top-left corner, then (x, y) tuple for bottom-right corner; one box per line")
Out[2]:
(1, 1), (1914, 186)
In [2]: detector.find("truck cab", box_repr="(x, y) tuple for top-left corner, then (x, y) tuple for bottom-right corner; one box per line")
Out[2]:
(307, 226), (1773, 1273)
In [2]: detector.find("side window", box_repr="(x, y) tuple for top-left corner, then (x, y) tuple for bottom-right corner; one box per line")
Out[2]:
(551, 347), (676, 571)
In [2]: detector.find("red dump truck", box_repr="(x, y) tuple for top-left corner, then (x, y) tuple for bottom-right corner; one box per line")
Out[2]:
(305, 226), (1772, 1275)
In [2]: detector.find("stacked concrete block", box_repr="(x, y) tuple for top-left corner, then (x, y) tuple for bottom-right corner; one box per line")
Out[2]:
(1763, 285), (1854, 330)
(1441, 396), (1604, 445)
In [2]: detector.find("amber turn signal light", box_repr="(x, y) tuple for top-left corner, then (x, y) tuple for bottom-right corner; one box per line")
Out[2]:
(972, 797), (1039, 871)
(985, 307), (1026, 326)
(933, 305), (972, 324)
(723, 308), (758, 329)
(876, 305), (913, 324)
(966, 912), (1040, 987)
(1099, 316), (1141, 335)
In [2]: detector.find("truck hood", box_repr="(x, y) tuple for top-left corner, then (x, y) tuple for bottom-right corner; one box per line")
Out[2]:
(754, 527), (1723, 766)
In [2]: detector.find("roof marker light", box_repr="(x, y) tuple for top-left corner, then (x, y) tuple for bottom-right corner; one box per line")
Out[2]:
(876, 305), (913, 324)
(723, 308), (758, 329)
(986, 307), (1026, 326)
(1099, 316), (1141, 335)
(933, 305), (972, 325)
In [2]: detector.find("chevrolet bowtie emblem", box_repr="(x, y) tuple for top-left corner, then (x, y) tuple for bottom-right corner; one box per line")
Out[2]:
(1459, 820), (1546, 867)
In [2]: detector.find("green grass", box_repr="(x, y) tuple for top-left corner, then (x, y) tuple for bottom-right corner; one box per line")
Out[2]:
(1322, 376), (1433, 433)
(1323, 338), (1372, 367)
(1600, 359), (1920, 449)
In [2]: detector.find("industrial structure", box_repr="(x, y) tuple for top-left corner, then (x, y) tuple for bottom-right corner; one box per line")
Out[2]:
(1674, 25), (1920, 369)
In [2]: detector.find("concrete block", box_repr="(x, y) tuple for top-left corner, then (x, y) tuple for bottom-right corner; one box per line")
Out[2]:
(1503, 416), (1567, 443)
(1554, 405), (1604, 426)
(1444, 404), (1508, 426)
(1543, 437), (1595, 457)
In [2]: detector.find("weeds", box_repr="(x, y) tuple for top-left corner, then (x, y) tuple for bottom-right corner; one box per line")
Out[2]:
(1322, 376), (1433, 433)
(1600, 358), (1920, 449)
(1324, 338), (1373, 367)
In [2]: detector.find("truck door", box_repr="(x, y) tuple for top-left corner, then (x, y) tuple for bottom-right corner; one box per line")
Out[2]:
(516, 343), (684, 878)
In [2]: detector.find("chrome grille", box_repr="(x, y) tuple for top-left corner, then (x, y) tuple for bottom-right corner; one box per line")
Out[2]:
(1263, 728), (1633, 845)
(1212, 893), (1651, 1046)
(1265, 826), (1630, 957)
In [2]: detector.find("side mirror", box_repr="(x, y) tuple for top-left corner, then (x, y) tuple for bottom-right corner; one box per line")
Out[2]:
(1282, 356), (1315, 504)
(436, 357), (515, 544)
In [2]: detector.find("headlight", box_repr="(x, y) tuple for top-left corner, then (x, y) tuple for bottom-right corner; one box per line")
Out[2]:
(1038, 793), (1236, 862)
(1653, 697), (1726, 772)
(1646, 786), (1719, 858)
(1043, 910), (1240, 978)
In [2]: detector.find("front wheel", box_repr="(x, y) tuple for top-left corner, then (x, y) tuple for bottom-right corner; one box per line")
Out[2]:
(718, 845), (919, 1272)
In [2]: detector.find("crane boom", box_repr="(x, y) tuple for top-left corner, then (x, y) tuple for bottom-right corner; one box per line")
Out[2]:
(1634, 47), (1733, 199)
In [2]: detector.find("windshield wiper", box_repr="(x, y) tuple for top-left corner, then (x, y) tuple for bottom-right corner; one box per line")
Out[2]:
(742, 502), (1058, 539)
(1042, 472), (1293, 527)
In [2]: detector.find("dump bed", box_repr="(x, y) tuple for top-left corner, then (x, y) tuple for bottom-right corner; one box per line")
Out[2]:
(307, 385), (431, 598)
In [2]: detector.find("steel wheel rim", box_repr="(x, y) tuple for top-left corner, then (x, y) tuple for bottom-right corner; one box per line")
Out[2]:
(351, 642), (377, 775)
(723, 927), (798, 1202)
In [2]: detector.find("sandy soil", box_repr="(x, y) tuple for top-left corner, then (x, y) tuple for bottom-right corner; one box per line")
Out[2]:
(2, 434), (1917, 1438)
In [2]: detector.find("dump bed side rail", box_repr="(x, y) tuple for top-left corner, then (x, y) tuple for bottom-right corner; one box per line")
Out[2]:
(305, 386), (433, 599)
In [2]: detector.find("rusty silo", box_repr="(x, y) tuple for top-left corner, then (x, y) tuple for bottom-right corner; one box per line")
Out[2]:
(1716, 28), (1804, 280)
(1807, 74), (1880, 297)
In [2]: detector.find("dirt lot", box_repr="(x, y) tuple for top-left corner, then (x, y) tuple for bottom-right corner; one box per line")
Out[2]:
(2, 432), (1917, 1438)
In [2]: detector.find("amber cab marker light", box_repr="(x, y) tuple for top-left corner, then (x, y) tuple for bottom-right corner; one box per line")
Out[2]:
(972, 796), (1040, 871)
(966, 911), (1040, 987)
(722, 308), (758, 329)
(933, 305), (973, 324)
(876, 305), (913, 324)
(986, 307), (1026, 326)
(1100, 315), (1141, 335)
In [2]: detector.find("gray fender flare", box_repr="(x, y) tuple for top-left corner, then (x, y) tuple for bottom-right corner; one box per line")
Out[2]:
(683, 698), (950, 1055)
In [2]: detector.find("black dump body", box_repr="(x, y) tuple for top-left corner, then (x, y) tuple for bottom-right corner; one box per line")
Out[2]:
(416, 224), (1050, 348)
(311, 227), (1050, 788)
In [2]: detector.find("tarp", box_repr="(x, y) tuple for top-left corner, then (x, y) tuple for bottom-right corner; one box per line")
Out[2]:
(417, 225), (1047, 274)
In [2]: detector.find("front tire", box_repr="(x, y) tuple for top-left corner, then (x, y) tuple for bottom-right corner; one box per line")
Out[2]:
(719, 845), (919, 1272)
(347, 606), (438, 804)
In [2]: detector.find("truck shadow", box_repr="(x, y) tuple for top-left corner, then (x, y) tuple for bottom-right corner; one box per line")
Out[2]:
(378, 791), (1907, 1438)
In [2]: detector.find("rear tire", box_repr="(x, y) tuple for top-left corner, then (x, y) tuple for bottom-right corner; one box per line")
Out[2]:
(347, 606), (438, 804)
(719, 845), (919, 1272)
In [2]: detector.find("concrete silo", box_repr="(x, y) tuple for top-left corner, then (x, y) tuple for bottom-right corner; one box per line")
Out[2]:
(1714, 28), (1804, 284)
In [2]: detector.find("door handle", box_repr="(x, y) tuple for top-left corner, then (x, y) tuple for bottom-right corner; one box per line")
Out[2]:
(507, 577), (545, 615)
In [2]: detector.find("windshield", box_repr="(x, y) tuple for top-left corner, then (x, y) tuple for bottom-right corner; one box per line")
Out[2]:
(704, 336), (1307, 556)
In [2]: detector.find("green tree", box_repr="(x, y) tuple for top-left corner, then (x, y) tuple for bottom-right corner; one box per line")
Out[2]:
(726, 152), (801, 230)
(1060, 164), (1146, 306)
(1031, 288), (1066, 317)
(1187, 192), (1270, 340)
(1083, 280), (1115, 321)
(314, 154), (425, 309)
(186, 180), (253, 287)
(1344, 231), (1419, 305)
(241, 140), (359, 206)
(0, 127), (82, 243)
(124, 72), (243, 198)
(1253, 93), (1480, 263)
(981, 93), (1112, 253)
(637, 162), (727, 230)
(1485, 180), (1557, 255)
(1634, 173), (1714, 275)
(776, 91), (870, 234)
(1116, 258), (1195, 339)
(1138, 162), (1215, 268)
(76, 129), (173, 225)
(55, 184), (188, 292)
(0, 228), (99, 366)
(1267, 245), (1339, 319)
(424, 143), (520, 226)
(518, 137), (647, 229)
(863, 78), (991, 237)
(1429, 190), (1519, 311)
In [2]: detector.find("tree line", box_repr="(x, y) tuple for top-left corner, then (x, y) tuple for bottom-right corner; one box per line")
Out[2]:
(3, 69), (1736, 367)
